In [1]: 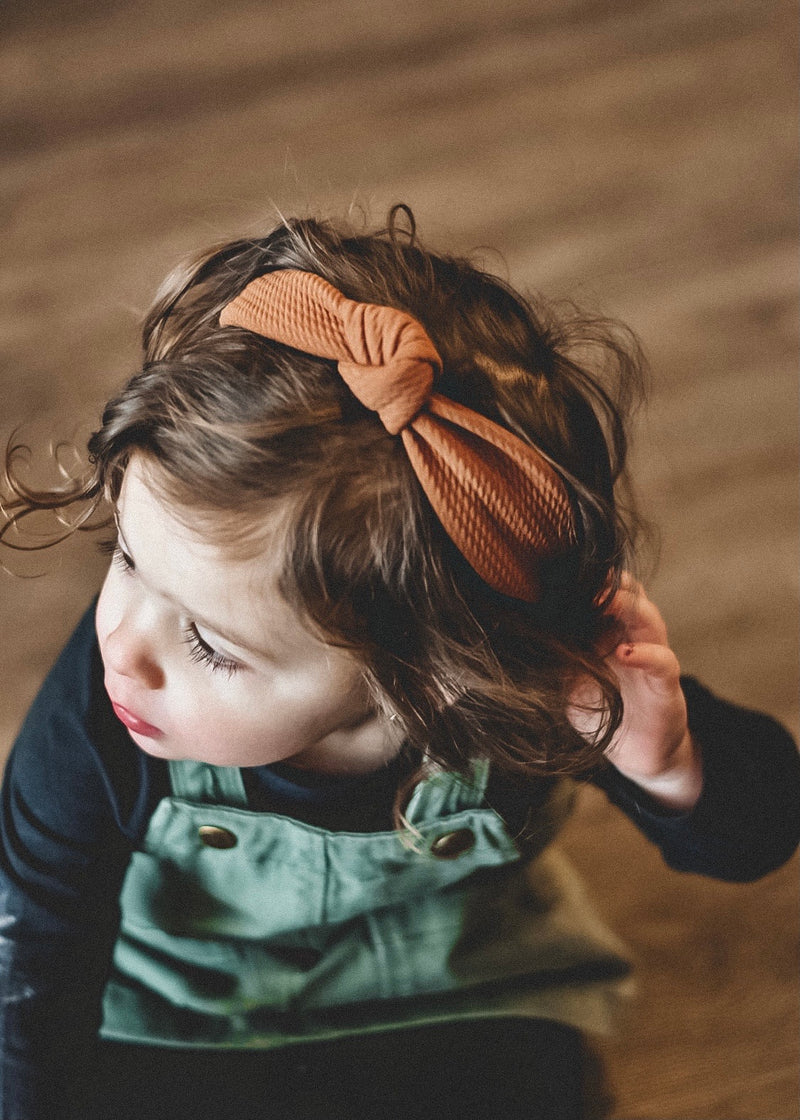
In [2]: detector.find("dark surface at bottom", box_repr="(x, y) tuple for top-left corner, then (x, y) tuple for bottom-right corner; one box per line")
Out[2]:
(94, 1018), (611, 1120)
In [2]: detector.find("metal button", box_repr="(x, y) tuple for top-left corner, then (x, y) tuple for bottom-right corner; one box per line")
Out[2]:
(198, 825), (238, 849)
(430, 828), (476, 859)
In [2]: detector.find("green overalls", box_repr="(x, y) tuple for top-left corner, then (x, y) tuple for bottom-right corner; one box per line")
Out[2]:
(101, 759), (631, 1048)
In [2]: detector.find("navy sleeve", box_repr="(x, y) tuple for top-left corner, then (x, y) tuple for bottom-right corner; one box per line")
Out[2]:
(0, 608), (153, 1119)
(592, 677), (800, 881)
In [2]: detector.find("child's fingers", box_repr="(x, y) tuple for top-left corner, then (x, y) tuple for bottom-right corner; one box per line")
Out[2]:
(613, 641), (680, 686)
(605, 582), (668, 645)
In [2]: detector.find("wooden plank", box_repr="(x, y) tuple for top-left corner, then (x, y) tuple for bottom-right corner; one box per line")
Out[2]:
(1, 1), (797, 1115)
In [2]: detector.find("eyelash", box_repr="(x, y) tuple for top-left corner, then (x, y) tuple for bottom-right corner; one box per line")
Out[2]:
(97, 537), (130, 569)
(181, 626), (241, 678)
(100, 538), (241, 678)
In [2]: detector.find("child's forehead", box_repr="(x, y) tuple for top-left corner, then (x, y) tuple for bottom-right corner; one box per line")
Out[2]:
(118, 456), (289, 564)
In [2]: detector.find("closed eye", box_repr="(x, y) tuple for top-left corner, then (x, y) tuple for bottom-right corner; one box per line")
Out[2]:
(182, 624), (241, 677)
(97, 538), (135, 574)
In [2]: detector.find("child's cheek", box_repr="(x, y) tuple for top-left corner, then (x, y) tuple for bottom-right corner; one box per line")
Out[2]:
(94, 573), (115, 658)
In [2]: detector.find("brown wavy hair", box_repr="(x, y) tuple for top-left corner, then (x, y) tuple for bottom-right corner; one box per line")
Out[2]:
(2, 205), (646, 795)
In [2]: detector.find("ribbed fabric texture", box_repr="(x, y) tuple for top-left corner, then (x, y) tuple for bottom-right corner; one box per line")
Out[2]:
(219, 270), (576, 601)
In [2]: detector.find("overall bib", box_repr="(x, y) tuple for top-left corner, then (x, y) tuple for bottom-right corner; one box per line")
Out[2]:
(101, 760), (631, 1049)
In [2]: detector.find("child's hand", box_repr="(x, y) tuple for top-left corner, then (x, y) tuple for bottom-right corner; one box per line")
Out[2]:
(569, 576), (703, 812)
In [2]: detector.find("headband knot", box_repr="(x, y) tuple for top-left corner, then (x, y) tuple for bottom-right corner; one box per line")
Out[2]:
(220, 269), (577, 602)
(219, 270), (440, 434)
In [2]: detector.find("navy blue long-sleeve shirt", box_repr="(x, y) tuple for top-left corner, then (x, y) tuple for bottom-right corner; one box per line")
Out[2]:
(1, 605), (798, 1118)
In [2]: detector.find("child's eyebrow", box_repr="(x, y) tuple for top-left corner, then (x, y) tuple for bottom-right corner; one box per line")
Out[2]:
(113, 517), (270, 661)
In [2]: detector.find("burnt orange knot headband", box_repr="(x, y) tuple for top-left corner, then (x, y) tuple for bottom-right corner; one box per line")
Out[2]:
(219, 269), (577, 601)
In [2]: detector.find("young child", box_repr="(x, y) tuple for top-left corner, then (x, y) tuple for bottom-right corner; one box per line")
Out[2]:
(1, 207), (798, 1120)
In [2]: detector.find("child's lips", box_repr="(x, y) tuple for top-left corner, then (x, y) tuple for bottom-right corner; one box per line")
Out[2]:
(111, 701), (164, 739)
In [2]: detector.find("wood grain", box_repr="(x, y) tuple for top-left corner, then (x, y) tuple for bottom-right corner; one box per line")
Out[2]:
(1, 2), (797, 1116)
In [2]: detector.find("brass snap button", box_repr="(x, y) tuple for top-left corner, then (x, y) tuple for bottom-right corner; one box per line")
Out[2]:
(430, 828), (476, 859)
(198, 825), (238, 850)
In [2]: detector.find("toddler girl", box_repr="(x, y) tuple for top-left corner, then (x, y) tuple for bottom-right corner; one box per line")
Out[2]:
(1, 207), (798, 1120)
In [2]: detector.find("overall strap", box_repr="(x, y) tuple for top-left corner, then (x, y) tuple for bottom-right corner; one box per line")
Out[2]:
(167, 759), (249, 807)
(460, 757), (491, 804)
(404, 757), (492, 824)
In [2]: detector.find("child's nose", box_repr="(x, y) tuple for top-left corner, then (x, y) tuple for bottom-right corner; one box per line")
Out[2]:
(104, 615), (165, 691)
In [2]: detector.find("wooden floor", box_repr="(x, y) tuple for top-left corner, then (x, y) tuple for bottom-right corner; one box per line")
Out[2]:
(1, 1), (797, 1116)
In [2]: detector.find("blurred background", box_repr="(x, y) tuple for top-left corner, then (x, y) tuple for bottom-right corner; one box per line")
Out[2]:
(1, 1), (797, 1116)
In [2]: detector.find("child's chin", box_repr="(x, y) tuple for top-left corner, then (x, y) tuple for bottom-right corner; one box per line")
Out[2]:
(128, 730), (178, 758)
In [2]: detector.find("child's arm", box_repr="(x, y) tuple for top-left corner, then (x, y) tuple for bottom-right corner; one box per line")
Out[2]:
(0, 611), (138, 1119)
(592, 674), (800, 880)
(572, 578), (800, 880)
